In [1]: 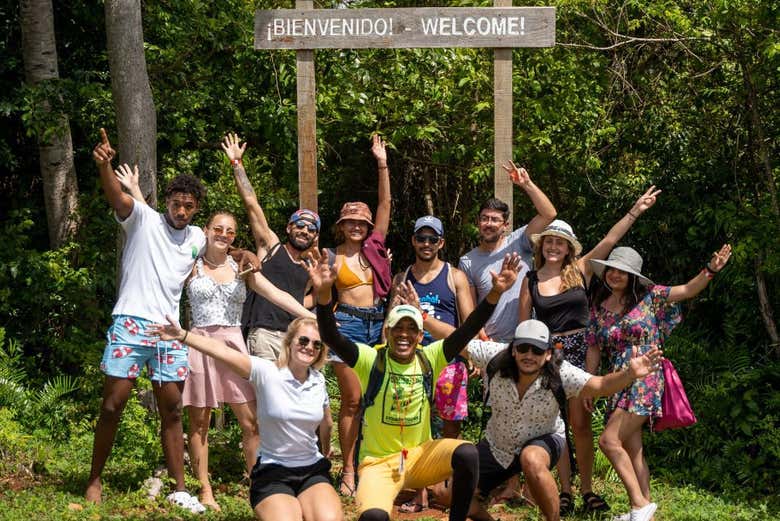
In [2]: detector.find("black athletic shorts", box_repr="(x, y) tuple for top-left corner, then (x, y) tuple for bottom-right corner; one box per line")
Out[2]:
(476, 434), (564, 497)
(249, 457), (332, 508)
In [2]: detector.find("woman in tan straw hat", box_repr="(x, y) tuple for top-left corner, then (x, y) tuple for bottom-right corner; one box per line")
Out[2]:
(585, 243), (731, 521)
(518, 186), (661, 515)
(326, 134), (393, 496)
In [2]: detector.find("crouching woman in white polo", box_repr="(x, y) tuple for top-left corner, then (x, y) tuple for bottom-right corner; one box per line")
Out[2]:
(147, 316), (342, 521)
(464, 320), (662, 521)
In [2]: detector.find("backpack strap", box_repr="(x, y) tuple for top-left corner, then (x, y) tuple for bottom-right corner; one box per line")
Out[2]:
(478, 352), (504, 439)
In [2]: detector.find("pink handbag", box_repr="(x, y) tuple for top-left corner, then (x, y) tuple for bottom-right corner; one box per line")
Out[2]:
(653, 358), (697, 432)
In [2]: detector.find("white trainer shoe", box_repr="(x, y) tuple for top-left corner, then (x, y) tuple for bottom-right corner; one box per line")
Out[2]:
(629, 502), (657, 521)
(167, 491), (206, 514)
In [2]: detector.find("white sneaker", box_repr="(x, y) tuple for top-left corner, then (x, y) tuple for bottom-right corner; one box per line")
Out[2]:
(629, 502), (657, 521)
(167, 491), (206, 514)
(611, 513), (630, 521)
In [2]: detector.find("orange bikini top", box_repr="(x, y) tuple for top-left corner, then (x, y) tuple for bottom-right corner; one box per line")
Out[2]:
(335, 254), (373, 291)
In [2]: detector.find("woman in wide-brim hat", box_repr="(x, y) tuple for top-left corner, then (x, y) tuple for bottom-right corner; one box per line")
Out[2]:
(325, 134), (393, 496)
(518, 186), (660, 515)
(585, 243), (732, 521)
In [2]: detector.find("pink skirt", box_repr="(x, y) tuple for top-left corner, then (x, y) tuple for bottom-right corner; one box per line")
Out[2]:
(182, 325), (256, 408)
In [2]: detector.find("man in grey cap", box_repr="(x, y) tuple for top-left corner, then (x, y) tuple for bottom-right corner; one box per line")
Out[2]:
(461, 320), (663, 521)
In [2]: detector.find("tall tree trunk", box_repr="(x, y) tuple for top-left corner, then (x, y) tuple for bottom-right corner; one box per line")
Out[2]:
(105, 0), (157, 205)
(20, 0), (79, 248)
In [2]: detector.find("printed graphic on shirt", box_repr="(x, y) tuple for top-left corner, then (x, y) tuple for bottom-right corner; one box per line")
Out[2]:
(381, 372), (424, 426)
(419, 293), (440, 318)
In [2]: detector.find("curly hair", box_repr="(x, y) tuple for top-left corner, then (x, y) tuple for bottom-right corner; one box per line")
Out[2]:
(164, 174), (206, 203)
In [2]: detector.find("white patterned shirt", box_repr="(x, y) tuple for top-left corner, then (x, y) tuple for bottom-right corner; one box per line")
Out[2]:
(468, 340), (592, 468)
(187, 257), (246, 327)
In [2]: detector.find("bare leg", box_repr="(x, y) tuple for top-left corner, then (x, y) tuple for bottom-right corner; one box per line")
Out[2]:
(187, 406), (217, 509)
(333, 361), (361, 495)
(598, 409), (650, 509)
(298, 482), (343, 521)
(442, 419), (462, 439)
(623, 427), (651, 502)
(254, 493), (303, 521)
(153, 381), (187, 491)
(520, 445), (558, 521)
(229, 401), (260, 474)
(85, 376), (135, 503)
(556, 444), (573, 494)
(569, 396), (595, 493)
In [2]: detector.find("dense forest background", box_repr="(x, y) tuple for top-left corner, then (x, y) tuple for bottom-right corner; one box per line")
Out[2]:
(0, 0), (778, 515)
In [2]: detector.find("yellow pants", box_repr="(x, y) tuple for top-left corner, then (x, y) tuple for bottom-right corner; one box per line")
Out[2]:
(355, 438), (470, 515)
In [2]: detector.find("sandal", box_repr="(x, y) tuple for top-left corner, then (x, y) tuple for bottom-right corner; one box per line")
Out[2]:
(398, 500), (426, 513)
(559, 492), (574, 516)
(338, 471), (356, 497)
(583, 491), (610, 512)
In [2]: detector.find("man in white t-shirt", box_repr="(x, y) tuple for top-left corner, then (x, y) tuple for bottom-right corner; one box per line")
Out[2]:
(84, 129), (209, 512)
(458, 162), (557, 342)
(464, 320), (662, 521)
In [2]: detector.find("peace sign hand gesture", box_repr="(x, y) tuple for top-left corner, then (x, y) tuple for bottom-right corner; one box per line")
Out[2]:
(629, 185), (662, 216)
(501, 160), (531, 188)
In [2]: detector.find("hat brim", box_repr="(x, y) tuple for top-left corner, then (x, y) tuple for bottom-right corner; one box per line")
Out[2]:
(589, 258), (654, 286)
(511, 337), (551, 351)
(530, 231), (583, 256)
(336, 216), (374, 227)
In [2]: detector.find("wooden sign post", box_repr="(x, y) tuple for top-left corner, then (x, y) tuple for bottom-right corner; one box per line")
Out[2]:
(255, 6), (555, 222)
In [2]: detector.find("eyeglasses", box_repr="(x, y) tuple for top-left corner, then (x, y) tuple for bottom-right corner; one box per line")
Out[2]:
(210, 225), (236, 238)
(292, 220), (318, 233)
(414, 234), (441, 245)
(297, 335), (323, 351)
(513, 343), (547, 356)
(479, 215), (505, 224)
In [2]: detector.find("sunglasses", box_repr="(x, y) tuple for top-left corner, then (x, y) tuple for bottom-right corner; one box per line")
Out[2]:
(292, 220), (318, 233)
(210, 225), (236, 238)
(414, 234), (441, 245)
(513, 343), (547, 356)
(297, 335), (323, 351)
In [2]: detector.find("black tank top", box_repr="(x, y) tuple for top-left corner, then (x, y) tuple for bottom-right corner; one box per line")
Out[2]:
(528, 270), (589, 333)
(241, 243), (309, 331)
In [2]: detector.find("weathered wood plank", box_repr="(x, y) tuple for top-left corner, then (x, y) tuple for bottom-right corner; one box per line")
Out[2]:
(255, 7), (555, 49)
(296, 0), (317, 211)
(493, 0), (513, 224)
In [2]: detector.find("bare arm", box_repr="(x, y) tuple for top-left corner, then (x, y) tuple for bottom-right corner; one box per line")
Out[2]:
(94, 128), (134, 219)
(223, 133), (279, 257)
(372, 134), (391, 237)
(668, 244), (732, 302)
(519, 276), (532, 322)
(319, 406), (334, 458)
(579, 186), (662, 280)
(146, 315), (252, 378)
(580, 347), (663, 399)
(502, 160), (556, 236)
(247, 271), (315, 319)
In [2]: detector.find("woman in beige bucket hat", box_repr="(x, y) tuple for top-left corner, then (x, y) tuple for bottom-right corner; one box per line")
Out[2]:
(519, 186), (661, 515)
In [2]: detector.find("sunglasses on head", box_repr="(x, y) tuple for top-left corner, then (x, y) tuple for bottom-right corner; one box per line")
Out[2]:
(210, 225), (236, 238)
(292, 220), (318, 232)
(414, 234), (441, 245)
(297, 335), (323, 351)
(513, 343), (547, 356)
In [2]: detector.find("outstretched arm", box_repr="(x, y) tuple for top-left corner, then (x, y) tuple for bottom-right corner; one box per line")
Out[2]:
(115, 163), (146, 203)
(579, 186), (662, 280)
(94, 128), (134, 219)
(581, 346), (663, 399)
(502, 160), (557, 236)
(223, 133), (279, 257)
(247, 272), (315, 319)
(146, 315), (252, 378)
(308, 250), (360, 366)
(372, 134), (391, 237)
(443, 253), (521, 361)
(668, 244), (732, 302)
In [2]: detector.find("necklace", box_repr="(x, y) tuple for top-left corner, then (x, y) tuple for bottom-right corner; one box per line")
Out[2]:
(358, 253), (370, 271)
(202, 256), (228, 268)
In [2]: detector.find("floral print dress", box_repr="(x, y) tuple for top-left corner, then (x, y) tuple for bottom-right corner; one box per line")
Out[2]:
(586, 285), (681, 419)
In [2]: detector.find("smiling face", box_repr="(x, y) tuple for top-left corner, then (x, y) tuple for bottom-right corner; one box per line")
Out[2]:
(339, 218), (370, 243)
(478, 209), (508, 245)
(605, 267), (629, 293)
(289, 323), (324, 369)
(512, 342), (552, 376)
(165, 192), (199, 229)
(412, 226), (443, 262)
(204, 214), (237, 253)
(286, 220), (319, 251)
(541, 235), (572, 264)
(387, 317), (424, 364)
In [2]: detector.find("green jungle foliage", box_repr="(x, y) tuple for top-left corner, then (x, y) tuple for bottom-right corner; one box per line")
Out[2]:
(0, 0), (778, 505)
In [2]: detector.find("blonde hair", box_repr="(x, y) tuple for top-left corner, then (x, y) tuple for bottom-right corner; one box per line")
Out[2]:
(533, 238), (584, 292)
(277, 317), (328, 370)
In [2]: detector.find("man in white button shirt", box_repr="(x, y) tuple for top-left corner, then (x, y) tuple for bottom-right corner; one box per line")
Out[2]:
(464, 320), (662, 521)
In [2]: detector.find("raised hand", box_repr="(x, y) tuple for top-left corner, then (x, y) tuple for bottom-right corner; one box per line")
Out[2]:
(115, 163), (143, 201)
(707, 243), (732, 272)
(489, 252), (522, 294)
(305, 249), (337, 292)
(370, 134), (387, 164)
(146, 315), (185, 342)
(232, 249), (260, 275)
(501, 160), (530, 188)
(628, 346), (663, 379)
(396, 281), (422, 312)
(93, 128), (116, 167)
(221, 132), (247, 162)
(629, 185), (662, 216)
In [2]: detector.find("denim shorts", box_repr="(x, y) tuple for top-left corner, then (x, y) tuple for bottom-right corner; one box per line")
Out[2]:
(330, 304), (384, 362)
(100, 315), (189, 382)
